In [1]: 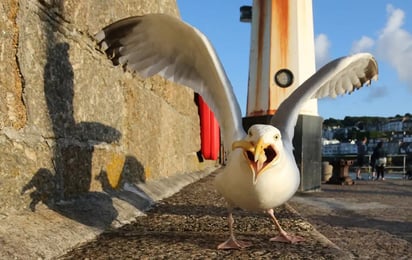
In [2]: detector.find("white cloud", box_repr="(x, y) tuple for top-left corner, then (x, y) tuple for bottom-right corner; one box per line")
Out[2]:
(314, 33), (331, 68)
(375, 4), (412, 89)
(325, 4), (412, 90)
(351, 36), (375, 54)
(366, 85), (388, 100)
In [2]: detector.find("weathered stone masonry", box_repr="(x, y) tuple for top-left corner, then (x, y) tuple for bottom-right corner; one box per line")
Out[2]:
(0, 0), (207, 213)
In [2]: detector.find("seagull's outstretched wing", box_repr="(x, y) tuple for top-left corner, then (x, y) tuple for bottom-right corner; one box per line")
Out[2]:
(271, 53), (378, 147)
(95, 14), (245, 148)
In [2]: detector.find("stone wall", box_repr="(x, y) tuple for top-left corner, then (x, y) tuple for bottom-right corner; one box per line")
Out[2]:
(0, 0), (207, 213)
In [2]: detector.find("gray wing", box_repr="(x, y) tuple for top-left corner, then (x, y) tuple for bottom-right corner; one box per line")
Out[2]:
(95, 14), (245, 149)
(271, 53), (378, 147)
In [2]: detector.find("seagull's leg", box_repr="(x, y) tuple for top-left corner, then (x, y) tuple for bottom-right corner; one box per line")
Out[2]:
(217, 209), (252, 250)
(267, 208), (304, 243)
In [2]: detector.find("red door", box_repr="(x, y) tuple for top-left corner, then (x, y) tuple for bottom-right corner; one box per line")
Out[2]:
(198, 95), (220, 160)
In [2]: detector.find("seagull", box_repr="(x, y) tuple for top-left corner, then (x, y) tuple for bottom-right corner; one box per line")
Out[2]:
(95, 13), (378, 249)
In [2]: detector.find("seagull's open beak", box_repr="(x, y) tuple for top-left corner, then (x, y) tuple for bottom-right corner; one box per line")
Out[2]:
(232, 138), (278, 184)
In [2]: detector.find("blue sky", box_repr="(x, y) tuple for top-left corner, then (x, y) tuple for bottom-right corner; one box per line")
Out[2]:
(177, 1), (412, 120)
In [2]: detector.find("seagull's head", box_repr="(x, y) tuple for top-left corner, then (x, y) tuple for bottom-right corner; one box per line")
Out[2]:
(232, 124), (282, 184)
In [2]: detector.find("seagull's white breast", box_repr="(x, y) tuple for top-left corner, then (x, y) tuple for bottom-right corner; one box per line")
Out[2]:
(215, 149), (300, 211)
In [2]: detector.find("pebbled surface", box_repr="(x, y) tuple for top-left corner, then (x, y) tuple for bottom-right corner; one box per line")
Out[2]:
(60, 173), (352, 259)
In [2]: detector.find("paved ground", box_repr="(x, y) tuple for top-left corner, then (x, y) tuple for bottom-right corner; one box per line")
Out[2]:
(289, 174), (412, 259)
(0, 168), (215, 260)
(59, 172), (412, 259)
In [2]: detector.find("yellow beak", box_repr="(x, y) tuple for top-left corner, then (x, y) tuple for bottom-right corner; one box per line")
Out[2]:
(232, 137), (270, 183)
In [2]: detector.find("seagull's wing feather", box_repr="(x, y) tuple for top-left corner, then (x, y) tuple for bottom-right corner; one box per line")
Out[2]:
(271, 53), (378, 147)
(95, 14), (245, 148)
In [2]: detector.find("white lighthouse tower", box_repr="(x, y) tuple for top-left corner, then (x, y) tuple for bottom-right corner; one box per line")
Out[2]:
(241, 0), (323, 191)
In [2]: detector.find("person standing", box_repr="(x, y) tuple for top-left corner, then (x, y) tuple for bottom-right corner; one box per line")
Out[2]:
(356, 137), (368, 180)
(373, 141), (387, 180)
(369, 148), (377, 180)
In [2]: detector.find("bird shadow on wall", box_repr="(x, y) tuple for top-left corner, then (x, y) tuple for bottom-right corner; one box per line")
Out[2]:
(21, 1), (151, 229)
(97, 156), (153, 211)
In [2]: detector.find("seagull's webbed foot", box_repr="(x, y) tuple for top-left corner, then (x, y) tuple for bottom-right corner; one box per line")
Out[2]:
(267, 208), (304, 244)
(217, 237), (252, 250)
(269, 229), (305, 243)
(217, 210), (252, 250)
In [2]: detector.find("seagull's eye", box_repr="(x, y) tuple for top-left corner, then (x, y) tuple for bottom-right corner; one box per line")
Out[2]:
(274, 134), (280, 140)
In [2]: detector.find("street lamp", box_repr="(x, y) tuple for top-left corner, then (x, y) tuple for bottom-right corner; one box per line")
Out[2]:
(239, 5), (252, 23)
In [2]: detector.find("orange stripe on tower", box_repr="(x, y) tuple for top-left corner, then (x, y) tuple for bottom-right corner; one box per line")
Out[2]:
(270, 0), (290, 114)
(275, 0), (289, 66)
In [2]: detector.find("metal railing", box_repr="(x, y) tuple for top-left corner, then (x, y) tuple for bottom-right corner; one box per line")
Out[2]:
(323, 154), (408, 174)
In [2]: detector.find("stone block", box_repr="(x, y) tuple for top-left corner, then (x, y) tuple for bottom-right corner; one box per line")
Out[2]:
(0, 0), (207, 214)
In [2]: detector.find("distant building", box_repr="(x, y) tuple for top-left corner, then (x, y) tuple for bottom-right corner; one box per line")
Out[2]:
(381, 119), (403, 132)
(381, 117), (412, 132)
(403, 118), (412, 131)
(322, 127), (335, 140)
(322, 116), (412, 156)
(322, 139), (357, 156)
